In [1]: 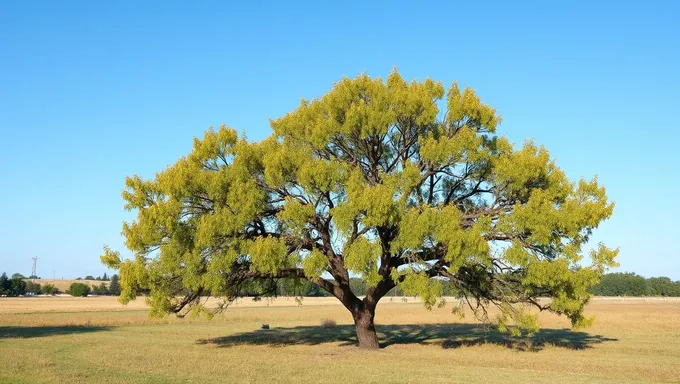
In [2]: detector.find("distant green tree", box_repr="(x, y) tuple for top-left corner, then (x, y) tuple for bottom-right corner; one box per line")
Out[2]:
(0, 273), (10, 296)
(647, 277), (679, 297)
(590, 273), (650, 296)
(92, 282), (109, 295)
(298, 280), (328, 297)
(11, 273), (26, 279)
(25, 281), (42, 295)
(8, 277), (27, 296)
(67, 282), (90, 297)
(108, 274), (120, 296)
(349, 278), (367, 297)
(84, 275), (95, 281)
(41, 283), (59, 295)
(102, 272), (109, 281)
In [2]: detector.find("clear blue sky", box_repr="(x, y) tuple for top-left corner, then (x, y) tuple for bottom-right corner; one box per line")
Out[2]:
(1, 1), (678, 279)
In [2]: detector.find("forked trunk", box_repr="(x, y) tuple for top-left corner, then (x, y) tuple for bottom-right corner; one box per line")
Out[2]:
(353, 306), (379, 349)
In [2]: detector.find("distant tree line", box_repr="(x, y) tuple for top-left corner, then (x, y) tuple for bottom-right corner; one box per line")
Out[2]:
(0, 272), (119, 297)
(230, 273), (680, 298)
(2, 271), (678, 298)
(588, 273), (680, 297)
(75, 273), (110, 281)
(67, 275), (120, 297)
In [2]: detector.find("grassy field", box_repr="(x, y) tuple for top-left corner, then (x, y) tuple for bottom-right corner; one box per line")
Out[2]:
(1, 297), (679, 383)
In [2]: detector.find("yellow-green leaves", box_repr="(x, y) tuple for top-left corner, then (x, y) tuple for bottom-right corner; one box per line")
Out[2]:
(100, 245), (122, 269)
(332, 164), (421, 233)
(301, 249), (328, 281)
(118, 255), (149, 305)
(277, 198), (315, 233)
(446, 82), (501, 132)
(420, 127), (482, 167)
(435, 207), (490, 271)
(397, 271), (443, 309)
(590, 243), (620, 273)
(344, 237), (382, 287)
(297, 158), (346, 192)
(391, 206), (440, 251)
(188, 124), (238, 165)
(386, 69), (444, 126)
(494, 140), (568, 201)
(248, 236), (290, 275)
(494, 304), (540, 336)
(271, 70), (444, 152)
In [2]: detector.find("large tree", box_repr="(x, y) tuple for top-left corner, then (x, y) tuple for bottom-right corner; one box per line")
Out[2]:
(102, 71), (617, 349)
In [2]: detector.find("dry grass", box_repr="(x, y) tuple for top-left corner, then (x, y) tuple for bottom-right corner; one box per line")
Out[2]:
(0, 297), (679, 383)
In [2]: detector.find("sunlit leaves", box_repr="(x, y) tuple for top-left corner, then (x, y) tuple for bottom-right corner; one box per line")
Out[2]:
(103, 70), (616, 332)
(397, 271), (443, 309)
(344, 237), (382, 287)
(301, 249), (328, 282)
(100, 245), (122, 269)
(248, 236), (291, 275)
(446, 82), (501, 132)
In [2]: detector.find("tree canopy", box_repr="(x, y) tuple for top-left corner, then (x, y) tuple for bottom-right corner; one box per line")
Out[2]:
(102, 71), (617, 348)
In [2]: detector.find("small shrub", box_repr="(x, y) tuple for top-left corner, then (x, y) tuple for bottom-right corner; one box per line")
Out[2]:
(42, 283), (59, 295)
(66, 282), (90, 297)
(91, 282), (109, 295)
(320, 318), (337, 328)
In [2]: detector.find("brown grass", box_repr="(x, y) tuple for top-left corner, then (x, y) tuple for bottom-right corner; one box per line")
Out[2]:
(0, 297), (679, 383)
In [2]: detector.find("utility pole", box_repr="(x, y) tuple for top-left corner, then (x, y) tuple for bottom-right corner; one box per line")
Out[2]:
(31, 257), (38, 281)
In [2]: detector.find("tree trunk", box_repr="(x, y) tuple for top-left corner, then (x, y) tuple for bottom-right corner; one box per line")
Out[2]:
(353, 306), (379, 349)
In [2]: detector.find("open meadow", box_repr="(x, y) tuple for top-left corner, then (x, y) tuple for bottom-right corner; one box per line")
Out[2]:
(1, 297), (679, 384)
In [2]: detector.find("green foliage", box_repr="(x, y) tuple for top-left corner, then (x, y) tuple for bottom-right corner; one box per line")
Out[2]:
(3, 276), (27, 297)
(397, 271), (443, 309)
(344, 237), (382, 287)
(647, 277), (680, 296)
(589, 273), (680, 297)
(102, 70), (617, 334)
(349, 277), (368, 297)
(41, 283), (59, 295)
(108, 274), (121, 296)
(0, 272), (9, 296)
(25, 281), (42, 295)
(67, 282), (90, 297)
(91, 283), (109, 295)
(276, 278), (330, 297)
(11, 273), (26, 279)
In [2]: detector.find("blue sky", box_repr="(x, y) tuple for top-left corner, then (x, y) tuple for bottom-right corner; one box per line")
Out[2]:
(1, 1), (678, 279)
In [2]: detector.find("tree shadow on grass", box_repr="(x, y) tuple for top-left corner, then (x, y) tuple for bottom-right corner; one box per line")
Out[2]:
(197, 323), (617, 351)
(0, 325), (114, 339)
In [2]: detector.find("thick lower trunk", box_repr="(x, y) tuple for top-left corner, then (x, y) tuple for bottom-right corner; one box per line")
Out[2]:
(353, 307), (379, 349)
